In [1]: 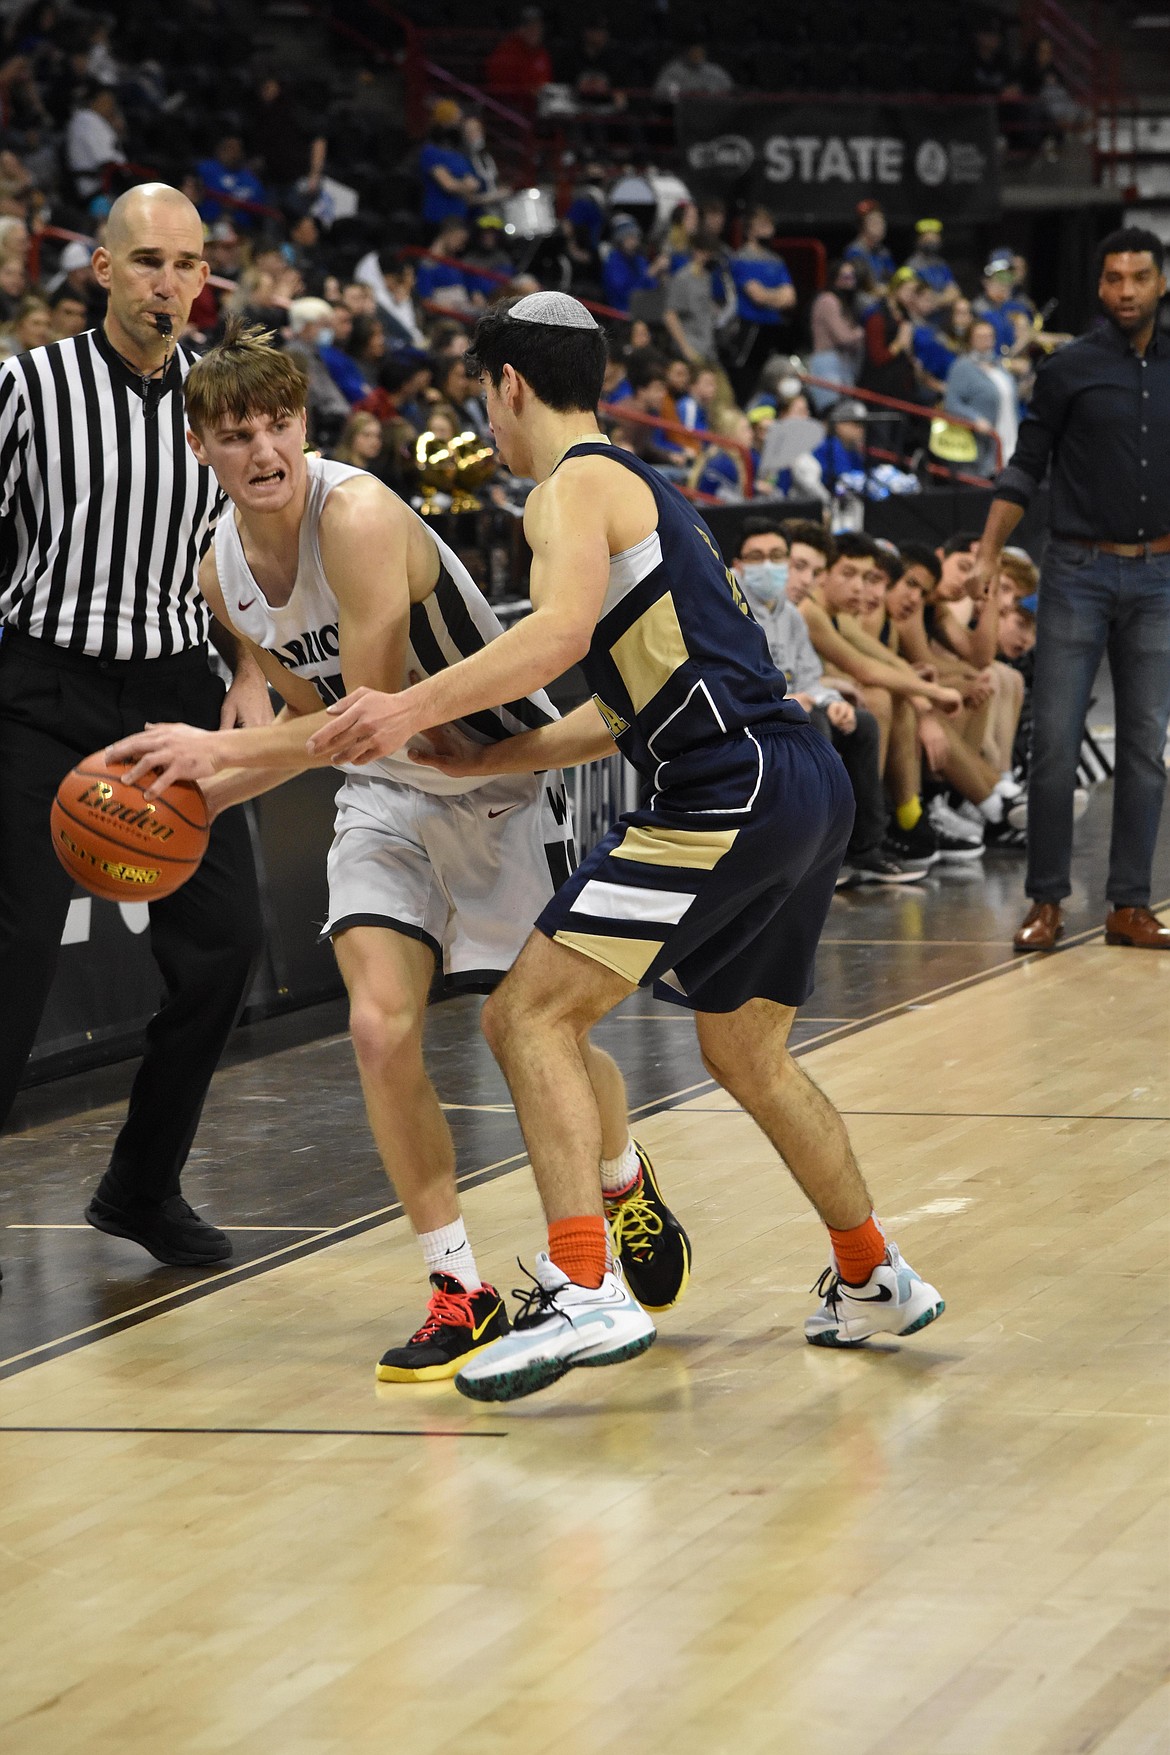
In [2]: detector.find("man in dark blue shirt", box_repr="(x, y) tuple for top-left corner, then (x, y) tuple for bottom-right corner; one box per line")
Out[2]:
(973, 227), (1170, 952)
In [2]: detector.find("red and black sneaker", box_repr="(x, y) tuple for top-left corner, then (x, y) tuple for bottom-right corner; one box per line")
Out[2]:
(606, 1142), (692, 1313)
(376, 1273), (510, 1382)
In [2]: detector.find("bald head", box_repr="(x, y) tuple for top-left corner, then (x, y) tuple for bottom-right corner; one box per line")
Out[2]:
(95, 183), (209, 370)
(105, 183), (203, 256)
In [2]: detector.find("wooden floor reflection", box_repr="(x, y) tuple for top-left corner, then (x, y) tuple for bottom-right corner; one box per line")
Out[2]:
(1, 915), (1167, 1754)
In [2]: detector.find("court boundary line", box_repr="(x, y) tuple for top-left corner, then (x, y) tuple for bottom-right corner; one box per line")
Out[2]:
(1, 902), (1161, 1383)
(0, 1425), (506, 1439)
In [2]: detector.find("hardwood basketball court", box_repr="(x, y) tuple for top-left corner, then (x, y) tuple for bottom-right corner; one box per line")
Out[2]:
(1, 893), (1166, 1754)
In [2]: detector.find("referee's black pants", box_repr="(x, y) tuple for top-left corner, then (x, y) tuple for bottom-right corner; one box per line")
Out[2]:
(0, 632), (264, 1205)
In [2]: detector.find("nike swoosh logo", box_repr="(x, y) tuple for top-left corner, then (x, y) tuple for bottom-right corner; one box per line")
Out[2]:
(842, 1284), (893, 1303)
(570, 1310), (616, 1332)
(487, 805), (520, 818)
(237, 598), (256, 612)
(471, 1301), (503, 1341)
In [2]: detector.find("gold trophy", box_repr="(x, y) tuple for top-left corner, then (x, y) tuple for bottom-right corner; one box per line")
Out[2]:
(414, 430), (460, 516)
(447, 431), (496, 513)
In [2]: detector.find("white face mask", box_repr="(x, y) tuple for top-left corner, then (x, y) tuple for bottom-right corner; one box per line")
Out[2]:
(316, 325), (334, 349)
(739, 559), (789, 611)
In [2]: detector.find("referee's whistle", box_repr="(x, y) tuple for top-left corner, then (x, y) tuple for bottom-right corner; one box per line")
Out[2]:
(153, 313), (173, 337)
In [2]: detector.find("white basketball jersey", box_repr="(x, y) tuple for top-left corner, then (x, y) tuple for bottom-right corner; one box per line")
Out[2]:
(214, 457), (559, 796)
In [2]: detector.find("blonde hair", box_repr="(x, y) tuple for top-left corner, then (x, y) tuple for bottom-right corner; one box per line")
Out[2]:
(185, 315), (307, 435)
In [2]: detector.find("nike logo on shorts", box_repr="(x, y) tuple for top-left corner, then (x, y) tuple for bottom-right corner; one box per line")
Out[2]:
(238, 598), (256, 612)
(487, 804), (520, 818)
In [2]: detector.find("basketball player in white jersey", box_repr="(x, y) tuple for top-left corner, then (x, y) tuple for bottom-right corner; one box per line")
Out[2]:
(109, 319), (691, 1381)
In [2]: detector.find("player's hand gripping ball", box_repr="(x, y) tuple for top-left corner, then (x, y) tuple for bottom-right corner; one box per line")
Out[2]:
(51, 752), (210, 902)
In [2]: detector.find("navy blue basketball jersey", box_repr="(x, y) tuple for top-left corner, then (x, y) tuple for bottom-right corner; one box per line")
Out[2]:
(554, 443), (803, 797)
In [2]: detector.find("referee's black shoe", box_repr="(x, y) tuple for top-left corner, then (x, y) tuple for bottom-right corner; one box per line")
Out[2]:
(85, 1186), (233, 1266)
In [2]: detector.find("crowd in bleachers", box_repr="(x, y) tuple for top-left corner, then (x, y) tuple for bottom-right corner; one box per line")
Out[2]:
(0, 1), (1103, 881)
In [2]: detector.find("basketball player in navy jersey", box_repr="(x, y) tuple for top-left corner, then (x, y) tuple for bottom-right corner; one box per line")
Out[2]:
(109, 320), (690, 1383)
(308, 293), (945, 1403)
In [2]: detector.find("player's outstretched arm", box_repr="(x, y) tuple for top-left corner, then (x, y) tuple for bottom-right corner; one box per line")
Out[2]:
(307, 464), (611, 767)
(411, 701), (617, 779)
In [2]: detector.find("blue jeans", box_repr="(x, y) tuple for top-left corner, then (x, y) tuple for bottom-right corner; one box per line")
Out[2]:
(1028, 540), (1170, 907)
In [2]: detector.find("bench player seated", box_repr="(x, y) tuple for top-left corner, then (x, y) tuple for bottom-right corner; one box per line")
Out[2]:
(109, 319), (690, 1382)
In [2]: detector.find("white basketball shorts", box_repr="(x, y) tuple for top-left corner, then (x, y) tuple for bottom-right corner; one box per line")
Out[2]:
(323, 769), (576, 993)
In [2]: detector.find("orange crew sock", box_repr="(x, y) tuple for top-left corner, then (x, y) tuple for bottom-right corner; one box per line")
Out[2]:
(828, 1213), (887, 1287)
(548, 1216), (608, 1289)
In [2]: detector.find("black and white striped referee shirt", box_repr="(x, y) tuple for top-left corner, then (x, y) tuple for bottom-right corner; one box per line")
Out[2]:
(0, 326), (224, 660)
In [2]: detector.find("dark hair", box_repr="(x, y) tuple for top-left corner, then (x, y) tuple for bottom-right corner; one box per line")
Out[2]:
(832, 531), (881, 562)
(49, 283), (86, 310)
(378, 355), (430, 395)
(466, 298), (606, 413)
(1095, 226), (1164, 279)
(941, 530), (979, 558)
(347, 313), (384, 361)
(623, 346), (668, 392)
(897, 541), (942, 585)
(870, 541), (903, 585)
(780, 518), (834, 562)
(734, 515), (787, 557)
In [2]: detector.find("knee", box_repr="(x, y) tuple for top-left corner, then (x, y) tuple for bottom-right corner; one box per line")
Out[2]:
(349, 994), (422, 1073)
(866, 687), (893, 726)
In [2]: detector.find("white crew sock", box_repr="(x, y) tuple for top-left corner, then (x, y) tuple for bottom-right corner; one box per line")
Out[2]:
(419, 1218), (481, 1290)
(978, 789), (1005, 823)
(601, 1138), (640, 1200)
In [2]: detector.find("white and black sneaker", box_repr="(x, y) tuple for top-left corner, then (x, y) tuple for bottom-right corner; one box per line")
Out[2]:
(454, 1254), (656, 1402)
(805, 1244), (945, 1347)
(845, 847), (929, 885)
(927, 795), (984, 862)
(886, 816), (941, 869)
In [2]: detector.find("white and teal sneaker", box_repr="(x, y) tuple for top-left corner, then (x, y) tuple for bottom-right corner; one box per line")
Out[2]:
(804, 1244), (945, 1347)
(454, 1254), (656, 1402)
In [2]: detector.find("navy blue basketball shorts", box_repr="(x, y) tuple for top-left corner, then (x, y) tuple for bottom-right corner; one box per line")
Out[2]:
(536, 722), (854, 1013)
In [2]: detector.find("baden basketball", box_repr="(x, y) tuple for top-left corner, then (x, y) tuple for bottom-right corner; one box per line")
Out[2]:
(50, 752), (210, 903)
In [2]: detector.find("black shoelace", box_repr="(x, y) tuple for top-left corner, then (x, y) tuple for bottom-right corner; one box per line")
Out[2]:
(510, 1260), (567, 1332)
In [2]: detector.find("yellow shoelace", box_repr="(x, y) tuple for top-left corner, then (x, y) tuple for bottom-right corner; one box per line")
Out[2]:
(608, 1191), (663, 1260)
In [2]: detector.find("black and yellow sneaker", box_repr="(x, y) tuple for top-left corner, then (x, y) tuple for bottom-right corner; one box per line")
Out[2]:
(605, 1142), (691, 1312)
(376, 1273), (510, 1382)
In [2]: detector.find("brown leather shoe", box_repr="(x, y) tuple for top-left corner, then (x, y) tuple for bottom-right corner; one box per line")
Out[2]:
(1104, 906), (1170, 949)
(1013, 901), (1064, 952)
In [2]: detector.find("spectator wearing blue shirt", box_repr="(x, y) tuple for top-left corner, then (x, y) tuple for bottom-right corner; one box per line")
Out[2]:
(726, 205), (796, 401)
(319, 306), (370, 404)
(844, 200), (896, 296)
(414, 217), (480, 312)
(904, 219), (959, 310)
(196, 134), (270, 228)
(601, 216), (662, 316)
(973, 252), (1021, 356)
(418, 101), (482, 227)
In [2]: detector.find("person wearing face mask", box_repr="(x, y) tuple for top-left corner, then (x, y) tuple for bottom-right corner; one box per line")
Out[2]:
(285, 295), (350, 446)
(731, 518), (925, 884)
(944, 318), (1019, 476)
(904, 218), (959, 310)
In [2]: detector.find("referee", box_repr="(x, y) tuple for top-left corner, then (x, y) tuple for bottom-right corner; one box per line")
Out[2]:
(973, 226), (1170, 954)
(0, 184), (268, 1270)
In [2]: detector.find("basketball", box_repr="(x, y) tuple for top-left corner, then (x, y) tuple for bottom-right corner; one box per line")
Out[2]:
(50, 751), (210, 903)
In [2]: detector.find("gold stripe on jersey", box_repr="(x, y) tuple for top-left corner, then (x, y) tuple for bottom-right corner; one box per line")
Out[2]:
(608, 590), (690, 715)
(553, 930), (662, 984)
(612, 824), (740, 871)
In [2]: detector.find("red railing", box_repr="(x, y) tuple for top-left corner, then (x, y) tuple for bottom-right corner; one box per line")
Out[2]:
(796, 369), (1002, 476)
(400, 246), (634, 324)
(600, 401), (755, 499)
